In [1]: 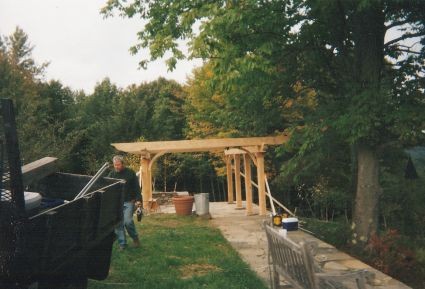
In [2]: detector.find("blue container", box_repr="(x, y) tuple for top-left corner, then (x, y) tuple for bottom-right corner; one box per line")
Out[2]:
(282, 217), (298, 231)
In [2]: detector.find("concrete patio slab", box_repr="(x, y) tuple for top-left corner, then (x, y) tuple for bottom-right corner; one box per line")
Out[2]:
(159, 201), (411, 289)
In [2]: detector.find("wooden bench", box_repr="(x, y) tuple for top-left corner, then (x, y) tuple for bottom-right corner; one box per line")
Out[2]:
(263, 221), (371, 289)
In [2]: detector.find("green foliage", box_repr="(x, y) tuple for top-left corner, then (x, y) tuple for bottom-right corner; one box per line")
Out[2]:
(68, 77), (187, 173)
(102, 0), (425, 152)
(184, 65), (232, 138)
(380, 147), (425, 238)
(301, 218), (351, 248)
(101, 0), (425, 243)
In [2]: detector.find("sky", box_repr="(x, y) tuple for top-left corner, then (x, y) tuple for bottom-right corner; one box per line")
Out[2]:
(0, 0), (202, 93)
(0, 0), (417, 94)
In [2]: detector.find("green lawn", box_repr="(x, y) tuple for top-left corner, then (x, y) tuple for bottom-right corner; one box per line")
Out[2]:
(88, 214), (268, 289)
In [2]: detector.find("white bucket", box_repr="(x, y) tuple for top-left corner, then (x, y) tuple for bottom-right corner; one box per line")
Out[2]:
(194, 193), (209, 216)
(24, 191), (42, 211)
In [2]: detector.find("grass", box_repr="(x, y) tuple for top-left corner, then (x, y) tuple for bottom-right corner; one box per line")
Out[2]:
(88, 214), (268, 289)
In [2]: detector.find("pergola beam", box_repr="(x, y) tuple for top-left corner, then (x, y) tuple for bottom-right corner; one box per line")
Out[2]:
(112, 135), (288, 155)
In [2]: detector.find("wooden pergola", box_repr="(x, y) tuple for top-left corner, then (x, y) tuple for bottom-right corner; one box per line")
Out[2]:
(112, 135), (288, 216)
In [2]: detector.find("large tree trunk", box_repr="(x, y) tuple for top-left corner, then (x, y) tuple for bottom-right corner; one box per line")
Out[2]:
(352, 144), (381, 244)
(351, 2), (385, 244)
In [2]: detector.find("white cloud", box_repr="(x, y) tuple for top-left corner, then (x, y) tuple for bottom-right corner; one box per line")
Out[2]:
(0, 0), (202, 93)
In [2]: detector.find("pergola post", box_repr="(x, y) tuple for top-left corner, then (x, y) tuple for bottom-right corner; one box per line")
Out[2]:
(243, 154), (253, 215)
(256, 152), (267, 215)
(226, 155), (234, 204)
(140, 154), (152, 209)
(139, 166), (142, 187)
(234, 154), (243, 209)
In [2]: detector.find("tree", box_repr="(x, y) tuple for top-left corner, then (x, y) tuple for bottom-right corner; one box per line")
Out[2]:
(148, 78), (186, 140)
(184, 64), (239, 138)
(103, 0), (425, 244)
(0, 28), (83, 168)
(0, 27), (40, 112)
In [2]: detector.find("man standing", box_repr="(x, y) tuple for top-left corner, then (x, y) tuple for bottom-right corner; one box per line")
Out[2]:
(108, 155), (141, 250)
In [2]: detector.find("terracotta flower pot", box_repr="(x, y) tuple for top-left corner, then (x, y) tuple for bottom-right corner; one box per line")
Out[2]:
(172, 195), (194, 216)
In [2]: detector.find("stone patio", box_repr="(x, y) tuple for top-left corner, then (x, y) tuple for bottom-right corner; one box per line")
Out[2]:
(160, 201), (412, 289)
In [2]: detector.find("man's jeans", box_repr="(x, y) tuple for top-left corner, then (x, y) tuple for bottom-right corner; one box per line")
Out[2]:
(115, 201), (139, 247)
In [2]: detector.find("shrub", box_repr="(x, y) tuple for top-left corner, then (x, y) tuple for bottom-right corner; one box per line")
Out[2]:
(301, 218), (351, 248)
(365, 230), (416, 280)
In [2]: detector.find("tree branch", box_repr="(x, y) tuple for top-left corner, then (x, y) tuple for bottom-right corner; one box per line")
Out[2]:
(384, 31), (425, 48)
(397, 43), (419, 49)
(393, 48), (422, 55)
(385, 19), (411, 31)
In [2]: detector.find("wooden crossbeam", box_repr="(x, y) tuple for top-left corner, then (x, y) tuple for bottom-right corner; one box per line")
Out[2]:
(112, 135), (288, 154)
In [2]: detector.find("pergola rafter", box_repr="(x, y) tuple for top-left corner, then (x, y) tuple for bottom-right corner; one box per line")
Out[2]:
(111, 134), (289, 216)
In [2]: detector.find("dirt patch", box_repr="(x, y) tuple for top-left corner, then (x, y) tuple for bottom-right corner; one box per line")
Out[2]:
(156, 219), (182, 228)
(179, 263), (222, 279)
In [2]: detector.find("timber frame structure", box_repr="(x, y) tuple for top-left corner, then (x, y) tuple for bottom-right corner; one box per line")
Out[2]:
(112, 135), (289, 216)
